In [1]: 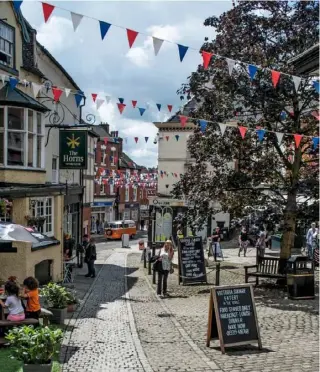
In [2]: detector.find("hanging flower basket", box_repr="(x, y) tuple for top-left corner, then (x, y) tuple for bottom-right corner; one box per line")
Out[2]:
(25, 216), (46, 228)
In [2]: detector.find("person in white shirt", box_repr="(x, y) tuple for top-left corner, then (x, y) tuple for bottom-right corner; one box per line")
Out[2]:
(306, 223), (318, 259)
(157, 240), (174, 297)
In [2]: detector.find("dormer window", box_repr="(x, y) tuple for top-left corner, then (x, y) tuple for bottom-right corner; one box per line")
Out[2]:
(0, 21), (14, 68)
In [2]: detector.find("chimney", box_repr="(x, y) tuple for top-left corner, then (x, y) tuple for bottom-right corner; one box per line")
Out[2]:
(118, 137), (123, 156)
(100, 122), (110, 134)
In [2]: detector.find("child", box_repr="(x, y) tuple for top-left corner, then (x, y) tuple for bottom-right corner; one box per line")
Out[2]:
(0, 281), (25, 321)
(21, 277), (41, 319)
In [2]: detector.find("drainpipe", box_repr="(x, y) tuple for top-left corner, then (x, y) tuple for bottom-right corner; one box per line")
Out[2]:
(78, 95), (86, 242)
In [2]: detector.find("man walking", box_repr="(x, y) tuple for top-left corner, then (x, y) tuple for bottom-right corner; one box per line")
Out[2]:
(85, 237), (97, 278)
(306, 223), (318, 259)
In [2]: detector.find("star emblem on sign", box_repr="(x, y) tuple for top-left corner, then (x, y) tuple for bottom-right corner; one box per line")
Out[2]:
(66, 134), (80, 149)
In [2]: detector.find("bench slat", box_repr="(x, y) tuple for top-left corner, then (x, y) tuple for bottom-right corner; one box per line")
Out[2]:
(0, 319), (39, 326)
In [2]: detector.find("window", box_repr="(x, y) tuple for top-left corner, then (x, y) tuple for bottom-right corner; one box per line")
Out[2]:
(109, 183), (114, 195)
(31, 197), (54, 236)
(123, 210), (130, 219)
(0, 21), (14, 68)
(100, 183), (105, 194)
(125, 186), (129, 202)
(52, 157), (58, 184)
(101, 150), (105, 164)
(133, 187), (137, 201)
(111, 147), (116, 166)
(126, 169), (130, 179)
(0, 106), (44, 168)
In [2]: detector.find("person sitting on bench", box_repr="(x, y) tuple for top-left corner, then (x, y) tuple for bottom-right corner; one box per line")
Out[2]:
(0, 281), (25, 322)
(21, 277), (41, 320)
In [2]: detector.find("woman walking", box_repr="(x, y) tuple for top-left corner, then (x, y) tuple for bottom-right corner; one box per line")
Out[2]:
(85, 237), (97, 278)
(238, 227), (249, 257)
(157, 240), (174, 298)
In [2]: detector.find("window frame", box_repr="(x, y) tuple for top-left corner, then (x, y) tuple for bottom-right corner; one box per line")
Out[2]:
(30, 197), (54, 237)
(0, 20), (15, 69)
(0, 106), (44, 169)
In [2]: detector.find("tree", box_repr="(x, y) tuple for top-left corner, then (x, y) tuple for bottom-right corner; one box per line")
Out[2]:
(172, 1), (319, 271)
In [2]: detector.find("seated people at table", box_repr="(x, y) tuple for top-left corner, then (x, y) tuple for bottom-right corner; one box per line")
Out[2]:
(21, 277), (41, 319)
(0, 281), (25, 321)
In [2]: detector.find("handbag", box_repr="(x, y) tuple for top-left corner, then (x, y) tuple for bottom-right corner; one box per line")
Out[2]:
(152, 249), (164, 273)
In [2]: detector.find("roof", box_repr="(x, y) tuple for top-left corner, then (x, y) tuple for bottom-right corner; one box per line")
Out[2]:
(120, 152), (141, 170)
(167, 98), (197, 122)
(91, 124), (119, 143)
(289, 43), (319, 75)
(0, 84), (50, 113)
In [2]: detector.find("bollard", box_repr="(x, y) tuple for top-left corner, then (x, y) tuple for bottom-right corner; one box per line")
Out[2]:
(148, 250), (151, 275)
(143, 248), (147, 268)
(152, 243), (156, 284)
(215, 262), (220, 286)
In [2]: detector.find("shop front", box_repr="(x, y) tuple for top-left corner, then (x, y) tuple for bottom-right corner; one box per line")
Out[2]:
(63, 187), (83, 246)
(140, 204), (149, 231)
(119, 202), (140, 227)
(91, 200), (115, 233)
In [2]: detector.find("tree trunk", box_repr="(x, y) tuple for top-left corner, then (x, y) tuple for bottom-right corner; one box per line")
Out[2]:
(279, 189), (297, 274)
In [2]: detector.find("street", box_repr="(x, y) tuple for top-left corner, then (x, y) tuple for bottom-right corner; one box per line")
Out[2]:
(60, 239), (319, 372)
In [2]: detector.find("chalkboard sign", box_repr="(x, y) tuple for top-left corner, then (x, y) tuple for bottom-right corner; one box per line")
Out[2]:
(206, 284), (262, 353)
(178, 237), (207, 285)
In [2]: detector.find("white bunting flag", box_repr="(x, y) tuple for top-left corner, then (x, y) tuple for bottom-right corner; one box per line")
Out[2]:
(292, 76), (301, 92)
(96, 99), (104, 110)
(32, 82), (42, 97)
(152, 37), (164, 56)
(226, 58), (236, 76)
(105, 96), (111, 104)
(65, 88), (71, 98)
(275, 132), (284, 144)
(219, 123), (227, 136)
(71, 12), (83, 31)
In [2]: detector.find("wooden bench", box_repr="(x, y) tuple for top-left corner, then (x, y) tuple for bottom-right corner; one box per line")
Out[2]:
(40, 308), (53, 326)
(244, 256), (285, 285)
(0, 318), (39, 345)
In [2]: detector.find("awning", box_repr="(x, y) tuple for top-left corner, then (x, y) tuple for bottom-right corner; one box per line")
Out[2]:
(0, 84), (50, 113)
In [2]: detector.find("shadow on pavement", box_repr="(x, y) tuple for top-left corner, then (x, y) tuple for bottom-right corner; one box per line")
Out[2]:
(210, 344), (275, 355)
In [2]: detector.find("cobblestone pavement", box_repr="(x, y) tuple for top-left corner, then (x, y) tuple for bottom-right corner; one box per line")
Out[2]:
(144, 256), (319, 372)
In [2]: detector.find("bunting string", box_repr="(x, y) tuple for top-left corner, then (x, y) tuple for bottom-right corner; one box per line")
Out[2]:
(13, 1), (320, 84)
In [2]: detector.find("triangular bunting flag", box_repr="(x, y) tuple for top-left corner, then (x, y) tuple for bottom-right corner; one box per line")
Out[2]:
(65, 88), (71, 98)
(275, 132), (284, 144)
(42, 2), (55, 23)
(32, 82), (42, 97)
(312, 137), (319, 149)
(138, 108), (146, 116)
(167, 104), (173, 112)
(103, 137), (108, 145)
(70, 12), (83, 31)
(13, 1), (23, 11)
(177, 44), (188, 62)
(313, 81), (319, 94)
(152, 37), (164, 56)
(175, 135), (179, 141)
(134, 137), (138, 143)
(248, 65), (258, 80)
(96, 99), (104, 110)
(132, 100), (137, 108)
(105, 96), (111, 104)
(145, 137), (149, 143)
(202, 51), (212, 69)
(292, 76), (301, 92)
(179, 115), (187, 127)
(117, 103), (126, 114)
(165, 136), (169, 141)
(256, 128), (266, 142)
(239, 126), (248, 139)
(280, 111), (287, 120)
(219, 123), (227, 136)
(91, 93), (97, 102)
(156, 103), (161, 111)
(226, 58), (236, 76)
(294, 134), (303, 148)
(52, 87), (63, 102)
(199, 119), (207, 133)
(8, 77), (18, 90)
(75, 91), (83, 107)
(99, 21), (111, 40)
(271, 70), (281, 87)
(311, 111), (320, 121)
(126, 29), (138, 48)
(118, 98), (124, 104)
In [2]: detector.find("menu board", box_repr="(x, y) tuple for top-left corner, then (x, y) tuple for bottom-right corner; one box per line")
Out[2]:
(178, 237), (207, 285)
(206, 284), (262, 353)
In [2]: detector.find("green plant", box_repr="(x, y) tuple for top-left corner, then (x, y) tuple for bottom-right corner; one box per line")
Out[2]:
(5, 325), (63, 365)
(66, 289), (79, 305)
(41, 283), (69, 309)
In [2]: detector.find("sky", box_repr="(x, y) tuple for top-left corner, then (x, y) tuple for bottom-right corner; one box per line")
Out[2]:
(20, 0), (232, 167)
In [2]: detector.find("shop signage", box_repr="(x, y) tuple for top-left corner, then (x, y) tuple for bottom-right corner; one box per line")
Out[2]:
(59, 130), (87, 169)
(92, 201), (113, 207)
(125, 203), (139, 208)
(151, 198), (187, 207)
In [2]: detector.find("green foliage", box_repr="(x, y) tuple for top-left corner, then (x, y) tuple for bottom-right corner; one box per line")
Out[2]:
(41, 283), (69, 309)
(5, 325), (63, 365)
(65, 289), (79, 305)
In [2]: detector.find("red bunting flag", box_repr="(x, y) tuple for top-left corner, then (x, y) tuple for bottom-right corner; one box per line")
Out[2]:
(311, 111), (320, 120)
(271, 70), (281, 87)
(202, 51), (213, 69)
(103, 137), (108, 145)
(42, 2), (55, 23)
(126, 29), (138, 48)
(92, 93), (97, 102)
(52, 87), (63, 102)
(165, 136), (169, 141)
(117, 103), (126, 114)
(294, 134), (303, 148)
(134, 137), (139, 143)
(179, 115), (188, 127)
(239, 126), (248, 139)
(132, 100), (137, 108)
(167, 104), (173, 112)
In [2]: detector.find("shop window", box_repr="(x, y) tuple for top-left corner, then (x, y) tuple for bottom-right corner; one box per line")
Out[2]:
(31, 197), (54, 236)
(1, 106), (44, 168)
(0, 21), (14, 68)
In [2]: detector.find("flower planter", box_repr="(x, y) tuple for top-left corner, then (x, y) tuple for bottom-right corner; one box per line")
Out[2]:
(23, 362), (52, 372)
(49, 307), (67, 324)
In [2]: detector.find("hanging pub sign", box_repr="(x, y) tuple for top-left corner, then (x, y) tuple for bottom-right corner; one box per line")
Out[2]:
(59, 130), (87, 169)
(206, 284), (262, 353)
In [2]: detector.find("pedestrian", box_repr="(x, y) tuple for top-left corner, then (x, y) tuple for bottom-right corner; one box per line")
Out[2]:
(85, 237), (97, 278)
(157, 240), (174, 298)
(211, 227), (222, 261)
(306, 223), (318, 259)
(256, 229), (266, 257)
(21, 277), (41, 319)
(238, 227), (249, 257)
(96, 219), (100, 234)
